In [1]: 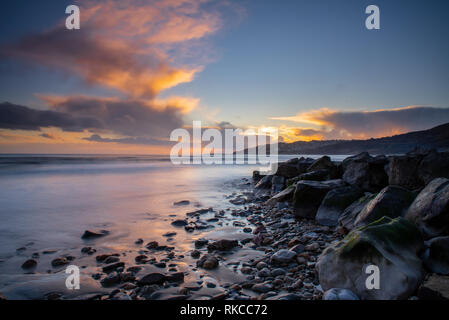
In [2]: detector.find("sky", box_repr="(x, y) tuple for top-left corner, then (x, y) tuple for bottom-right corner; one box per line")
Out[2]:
(0, 0), (448, 154)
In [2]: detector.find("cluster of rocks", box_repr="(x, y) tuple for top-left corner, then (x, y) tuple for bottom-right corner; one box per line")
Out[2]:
(256, 148), (449, 300)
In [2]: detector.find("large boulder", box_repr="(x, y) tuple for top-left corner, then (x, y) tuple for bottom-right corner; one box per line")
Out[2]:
(266, 185), (295, 205)
(342, 153), (388, 192)
(297, 169), (330, 181)
(354, 186), (415, 228)
(389, 150), (449, 190)
(274, 162), (300, 179)
(271, 175), (285, 194)
(405, 178), (449, 239)
(417, 274), (449, 300)
(338, 193), (376, 232)
(316, 217), (425, 300)
(322, 288), (359, 300)
(423, 236), (449, 275)
(307, 156), (339, 179)
(315, 186), (364, 226)
(255, 175), (273, 189)
(292, 180), (345, 219)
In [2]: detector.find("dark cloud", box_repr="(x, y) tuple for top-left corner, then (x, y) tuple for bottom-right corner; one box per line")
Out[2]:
(294, 128), (322, 136)
(84, 134), (172, 146)
(40, 133), (55, 139)
(0, 102), (101, 132)
(47, 96), (184, 138)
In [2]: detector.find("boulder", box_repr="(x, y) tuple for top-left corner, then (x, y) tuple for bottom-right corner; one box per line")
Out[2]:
(21, 259), (37, 269)
(270, 249), (297, 265)
(138, 273), (166, 286)
(405, 178), (449, 239)
(423, 236), (449, 274)
(354, 186), (415, 227)
(389, 150), (449, 190)
(274, 162), (300, 179)
(307, 156), (338, 178)
(418, 151), (449, 185)
(298, 169), (330, 181)
(417, 274), (449, 300)
(255, 175), (273, 189)
(207, 239), (239, 251)
(316, 186), (364, 226)
(271, 175), (285, 194)
(266, 185), (295, 205)
(342, 153), (388, 192)
(338, 193), (376, 232)
(197, 255), (219, 269)
(389, 154), (424, 190)
(316, 217), (425, 300)
(292, 179), (345, 219)
(323, 288), (359, 300)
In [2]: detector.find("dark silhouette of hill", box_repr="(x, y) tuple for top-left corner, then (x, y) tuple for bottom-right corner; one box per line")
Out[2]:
(242, 122), (449, 155)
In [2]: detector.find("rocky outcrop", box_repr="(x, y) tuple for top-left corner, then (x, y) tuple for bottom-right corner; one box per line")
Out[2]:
(389, 150), (449, 190)
(354, 186), (415, 227)
(423, 236), (449, 275)
(338, 193), (375, 232)
(405, 178), (449, 239)
(417, 274), (449, 300)
(307, 156), (339, 179)
(316, 217), (424, 300)
(315, 186), (364, 226)
(255, 175), (273, 189)
(297, 170), (330, 181)
(292, 180), (345, 219)
(342, 152), (388, 192)
(271, 175), (285, 194)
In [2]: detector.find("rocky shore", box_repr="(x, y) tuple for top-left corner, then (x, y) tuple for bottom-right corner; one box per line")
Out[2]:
(4, 148), (449, 300)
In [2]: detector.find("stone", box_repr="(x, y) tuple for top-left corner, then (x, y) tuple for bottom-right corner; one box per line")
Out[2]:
(342, 152), (388, 192)
(323, 288), (359, 300)
(251, 283), (272, 293)
(317, 217), (424, 300)
(174, 200), (190, 206)
(138, 273), (166, 286)
(307, 156), (338, 178)
(171, 219), (188, 227)
(275, 162), (300, 179)
(290, 244), (305, 254)
(197, 255), (219, 269)
(315, 185), (364, 226)
(271, 175), (285, 194)
(194, 238), (208, 248)
(266, 185), (295, 205)
(354, 185), (415, 227)
(102, 262), (125, 273)
(305, 243), (319, 251)
(191, 250), (201, 259)
(145, 241), (159, 249)
(81, 230), (109, 239)
(51, 257), (68, 267)
(165, 272), (185, 283)
(270, 249), (297, 265)
(338, 193), (375, 232)
(101, 272), (121, 287)
(207, 239), (239, 251)
(423, 236), (449, 275)
(417, 274), (449, 300)
(298, 169), (330, 181)
(292, 180), (345, 219)
(405, 178), (449, 239)
(255, 175), (273, 189)
(21, 259), (37, 269)
(257, 268), (271, 277)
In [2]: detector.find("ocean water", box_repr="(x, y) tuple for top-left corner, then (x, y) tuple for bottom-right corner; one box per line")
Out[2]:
(0, 154), (348, 299)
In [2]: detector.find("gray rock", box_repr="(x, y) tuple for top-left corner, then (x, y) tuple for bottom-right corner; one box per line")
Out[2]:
(293, 180), (345, 219)
(81, 229), (109, 239)
(270, 249), (297, 265)
(255, 175), (273, 189)
(251, 283), (272, 293)
(207, 239), (238, 251)
(423, 236), (449, 274)
(101, 272), (121, 287)
(266, 185), (295, 205)
(354, 185), (415, 227)
(342, 152), (388, 192)
(298, 169), (330, 181)
(271, 175), (285, 194)
(138, 273), (166, 286)
(405, 178), (449, 239)
(197, 255), (219, 269)
(21, 259), (37, 269)
(338, 193), (375, 231)
(323, 288), (359, 300)
(317, 217), (424, 300)
(316, 185), (364, 226)
(417, 274), (449, 300)
(307, 156), (338, 179)
(171, 219), (188, 227)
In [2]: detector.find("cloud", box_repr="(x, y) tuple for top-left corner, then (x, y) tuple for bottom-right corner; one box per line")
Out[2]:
(1, 0), (237, 99)
(0, 102), (101, 132)
(83, 134), (171, 146)
(272, 106), (449, 140)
